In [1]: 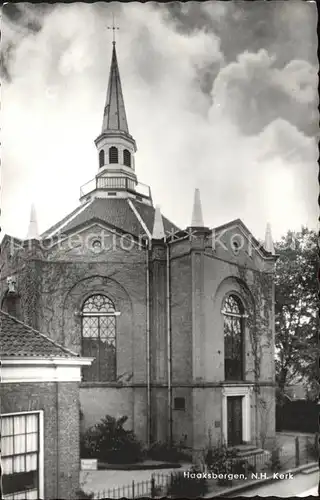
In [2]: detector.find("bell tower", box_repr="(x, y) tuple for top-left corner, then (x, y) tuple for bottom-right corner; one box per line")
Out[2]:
(94, 39), (138, 188)
(79, 21), (152, 206)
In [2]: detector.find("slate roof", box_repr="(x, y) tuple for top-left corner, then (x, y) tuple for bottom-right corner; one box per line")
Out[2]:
(0, 310), (79, 358)
(42, 198), (181, 240)
(130, 200), (180, 236)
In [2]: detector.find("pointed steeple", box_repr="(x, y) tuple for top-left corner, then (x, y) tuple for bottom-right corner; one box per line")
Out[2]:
(102, 43), (129, 134)
(26, 204), (40, 240)
(191, 188), (204, 227)
(152, 205), (165, 240)
(88, 40), (153, 206)
(264, 222), (275, 254)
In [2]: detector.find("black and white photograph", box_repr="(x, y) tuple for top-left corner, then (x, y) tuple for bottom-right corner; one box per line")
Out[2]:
(0, 2), (319, 499)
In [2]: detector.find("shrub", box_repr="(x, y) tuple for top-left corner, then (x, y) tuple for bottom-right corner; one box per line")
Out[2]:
(147, 441), (191, 463)
(167, 467), (208, 498)
(232, 459), (248, 475)
(204, 442), (237, 475)
(80, 415), (144, 464)
(267, 446), (281, 472)
(76, 489), (94, 500)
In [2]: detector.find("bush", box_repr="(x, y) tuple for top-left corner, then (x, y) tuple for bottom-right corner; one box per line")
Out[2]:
(80, 415), (144, 464)
(167, 467), (208, 498)
(76, 489), (94, 500)
(232, 459), (248, 475)
(267, 446), (281, 472)
(204, 442), (237, 475)
(147, 441), (191, 463)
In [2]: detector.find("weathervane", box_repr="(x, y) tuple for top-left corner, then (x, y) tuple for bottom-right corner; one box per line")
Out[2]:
(107, 13), (119, 45)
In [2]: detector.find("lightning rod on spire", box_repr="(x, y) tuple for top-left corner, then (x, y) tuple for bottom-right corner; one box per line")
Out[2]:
(107, 13), (120, 45)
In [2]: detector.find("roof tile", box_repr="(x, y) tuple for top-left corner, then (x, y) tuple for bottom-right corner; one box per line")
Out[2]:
(0, 310), (78, 358)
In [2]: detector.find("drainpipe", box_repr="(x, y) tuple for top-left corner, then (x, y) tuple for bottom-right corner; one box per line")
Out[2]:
(146, 241), (152, 448)
(56, 381), (60, 499)
(166, 242), (173, 446)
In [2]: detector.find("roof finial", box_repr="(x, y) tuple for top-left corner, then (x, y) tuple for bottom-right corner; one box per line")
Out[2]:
(26, 204), (40, 240)
(191, 188), (204, 227)
(107, 13), (119, 45)
(152, 205), (165, 240)
(264, 222), (275, 255)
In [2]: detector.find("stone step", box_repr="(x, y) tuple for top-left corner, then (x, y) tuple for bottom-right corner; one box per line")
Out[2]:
(234, 446), (257, 453)
(300, 465), (319, 474)
(234, 448), (270, 461)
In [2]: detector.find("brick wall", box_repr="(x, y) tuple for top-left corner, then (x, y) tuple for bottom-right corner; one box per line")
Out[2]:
(0, 381), (80, 500)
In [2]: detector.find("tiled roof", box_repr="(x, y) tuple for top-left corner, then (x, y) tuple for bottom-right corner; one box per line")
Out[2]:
(41, 200), (92, 238)
(61, 199), (145, 237)
(42, 198), (180, 240)
(131, 200), (181, 236)
(0, 310), (79, 358)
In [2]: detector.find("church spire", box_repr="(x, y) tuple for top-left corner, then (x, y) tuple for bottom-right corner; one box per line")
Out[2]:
(102, 42), (129, 134)
(26, 204), (40, 240)
(264, 222), (275, 254)
(87, 26), (154, 206)
(191, 188), (204, 227)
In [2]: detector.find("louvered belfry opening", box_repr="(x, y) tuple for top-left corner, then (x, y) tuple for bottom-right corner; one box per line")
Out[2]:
(123, 149), (131, 167)
(99, 149), (105, 168)
(109, 146), (118, 164)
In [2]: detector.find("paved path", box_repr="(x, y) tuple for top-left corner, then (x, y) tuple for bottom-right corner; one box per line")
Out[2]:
(227, 470), (319, 497)
(80, 464), (190, 497)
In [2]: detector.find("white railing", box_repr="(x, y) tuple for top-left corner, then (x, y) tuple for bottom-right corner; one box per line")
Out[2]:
(80, 177), (152, 201)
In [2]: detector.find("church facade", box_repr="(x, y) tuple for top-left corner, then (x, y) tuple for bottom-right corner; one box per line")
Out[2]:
(1, 42), (277, 453)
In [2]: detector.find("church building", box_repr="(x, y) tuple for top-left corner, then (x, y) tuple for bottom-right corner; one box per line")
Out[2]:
(1, 40), (277, 454)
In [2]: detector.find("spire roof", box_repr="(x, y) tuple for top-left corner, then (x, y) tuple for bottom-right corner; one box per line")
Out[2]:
(264, 222), (275, 254)
(152, 205), (165, 240)
(26, 204), (40, 240)
(191, 188), (204, 227)
(102, 44), (129, 134)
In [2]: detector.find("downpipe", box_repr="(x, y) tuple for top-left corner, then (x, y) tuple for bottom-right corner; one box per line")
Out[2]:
(146, 241), (152, 448)
(166, 242), (173, 445)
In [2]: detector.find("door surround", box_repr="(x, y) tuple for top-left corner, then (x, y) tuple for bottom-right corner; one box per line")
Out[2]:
(222, 384), (253, 445)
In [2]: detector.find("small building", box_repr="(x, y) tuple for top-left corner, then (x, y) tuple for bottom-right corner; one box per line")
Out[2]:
(0, 310), (92, 500)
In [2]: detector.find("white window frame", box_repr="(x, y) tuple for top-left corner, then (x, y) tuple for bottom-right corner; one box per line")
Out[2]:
(1, 410), (44, 500)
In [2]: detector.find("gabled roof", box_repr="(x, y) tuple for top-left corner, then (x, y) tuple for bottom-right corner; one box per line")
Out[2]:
(0, 310), (79, 358)
(212, 218), (274, 258)
(41, 198), (180, 241)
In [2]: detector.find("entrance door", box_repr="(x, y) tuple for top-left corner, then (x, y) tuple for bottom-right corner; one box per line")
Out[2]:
(227, 396), (243, 446)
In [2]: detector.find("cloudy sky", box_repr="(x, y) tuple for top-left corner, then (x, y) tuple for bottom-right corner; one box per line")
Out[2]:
(1, 1), (318, 241)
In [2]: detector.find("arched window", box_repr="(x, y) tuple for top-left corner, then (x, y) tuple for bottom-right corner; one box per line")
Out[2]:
(222, 294), (245, 381)
(123, 149), (131, 168)
(99, 149), (105, 168)
(109, 146), (118, 164)
(81, 294), (117, 382)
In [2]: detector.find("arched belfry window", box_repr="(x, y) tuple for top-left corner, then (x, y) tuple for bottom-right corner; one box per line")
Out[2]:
(222, 294), (245, 381)
(99, 149), (105, 168)
(123, 149), (131, 168)
(81, 294), (117, 382)
(109, 146), (118, 164)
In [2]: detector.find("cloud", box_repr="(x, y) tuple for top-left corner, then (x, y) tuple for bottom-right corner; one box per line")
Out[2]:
(211, 49), (318, 136)
(1, 2), (318, 242)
